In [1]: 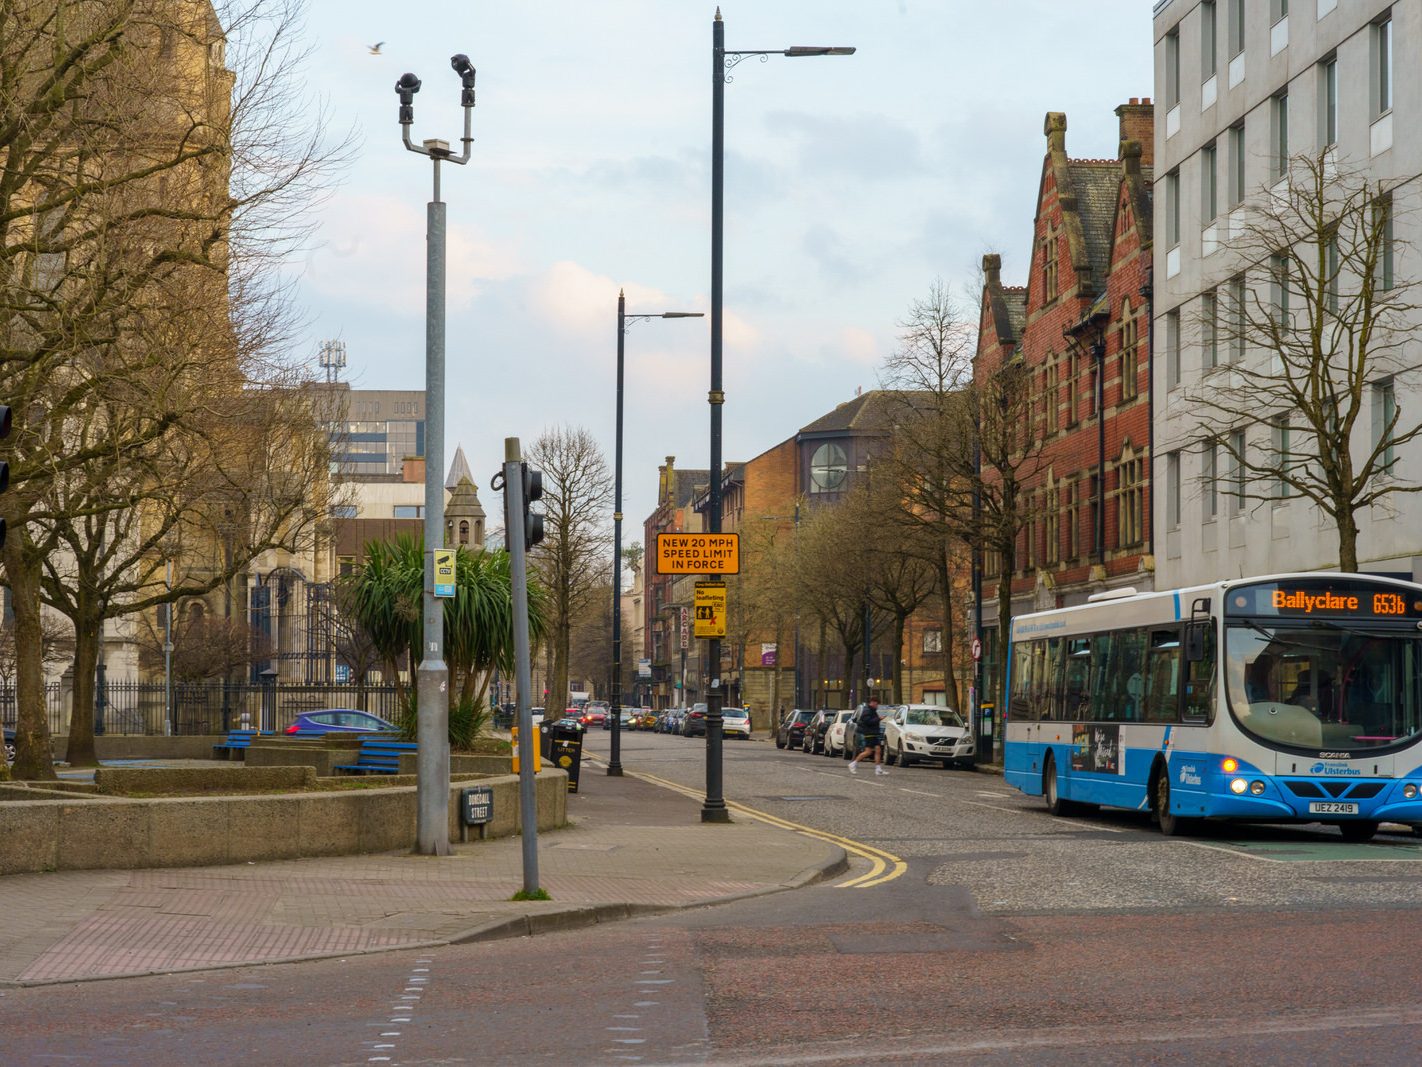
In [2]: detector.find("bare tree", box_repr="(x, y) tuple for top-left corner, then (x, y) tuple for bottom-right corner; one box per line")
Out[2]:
(0, 1), (343, 778)
(1184, 151), (1422, 570)
(527, 426), (614, 712)
(878, 279), (978, 707)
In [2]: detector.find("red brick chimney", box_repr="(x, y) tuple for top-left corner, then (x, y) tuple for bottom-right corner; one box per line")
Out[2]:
(402, 457), (426, 484)
(1116, 97), (1154, 167)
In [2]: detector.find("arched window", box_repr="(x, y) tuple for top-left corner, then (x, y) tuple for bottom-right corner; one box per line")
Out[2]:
(1117, 444), (1145, 548)
(459, 520), (470, 546)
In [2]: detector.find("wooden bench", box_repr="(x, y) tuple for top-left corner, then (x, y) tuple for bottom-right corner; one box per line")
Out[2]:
(212, 730), (267, 760)
(333, 738), (418, 775)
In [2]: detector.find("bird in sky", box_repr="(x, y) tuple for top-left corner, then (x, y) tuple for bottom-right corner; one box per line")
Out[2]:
(368, 41), (384, 55)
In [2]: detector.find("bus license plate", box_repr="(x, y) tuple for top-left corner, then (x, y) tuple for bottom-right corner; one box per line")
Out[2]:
(1308, 801), (1359, 815)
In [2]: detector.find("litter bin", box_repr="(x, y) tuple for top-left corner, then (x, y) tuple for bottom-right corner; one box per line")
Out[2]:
(545, 720), (584, 793)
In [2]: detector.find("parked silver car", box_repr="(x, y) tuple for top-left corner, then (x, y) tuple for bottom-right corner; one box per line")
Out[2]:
(883, 704), (974, 768)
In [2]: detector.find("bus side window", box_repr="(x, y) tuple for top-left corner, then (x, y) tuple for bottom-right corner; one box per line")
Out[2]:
(1144, 629), (1182, 723)
(1104, 628), (1148, 723)
(1010, 640), (1037, 721)
(1182, 624), (1216, 723)
(1090, 632), (1116, 721)
(1041, 637), (1064, 721)
(1063, 637), (1092, 721)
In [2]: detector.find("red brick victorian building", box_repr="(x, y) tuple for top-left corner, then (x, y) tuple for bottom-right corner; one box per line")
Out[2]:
(974, 100), (1156, 683)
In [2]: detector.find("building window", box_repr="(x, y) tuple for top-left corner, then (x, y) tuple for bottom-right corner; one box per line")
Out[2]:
(1272, 91), (1289, 181)
(1165, 169), (1181, 247)
(1228, 274), (1247, 362)
(1374, 378), (1397, 474)
(1321, 56), (1338, 147)
(1166, 309), (1181, 387)
(393, 505), (423, 519)
(1374, 15), (1393, 117)
(1042, 225), (1059, 302)
(1165, 28), (1181, 108)
(1228, 123), (1245, 207)
(330, 504), (358, 519)
(1202, 142), (1218, 222)
(1375, 193), (1394, 291)
(1045, 482), (1060, 565)
(923, 629), (943, 654)
(1066, 350), (1079, 426)
(1203, 290), (1219, 369)
(1088, 357), (1101, 418)
(1067, 478), (1081, 559)
(1202, 1), (1218, 78)
(809, 442), (848, 493)
(1121, 304), (1139, 402)
(1228, 0), (1245, 57)
(1045, 359), (1059, 434)
(1272, 414), (1292, 499)
(1271, 253), (1290, 326)
(1167, 451), (1182, 528)
(985, 547), (1002, 579)
(458, 520), (470, 545)
(1088, 475), (1101, 556)
(1118, 449), (1144, 548)
(1229, 429), (1247, 513)
(1203, 440), (1219, 520)
(1271, 0), (1288, 25)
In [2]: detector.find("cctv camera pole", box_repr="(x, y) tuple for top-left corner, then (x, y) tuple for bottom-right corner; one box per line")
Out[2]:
(397, 56), (476, 857)
(503, 437), (540, 894)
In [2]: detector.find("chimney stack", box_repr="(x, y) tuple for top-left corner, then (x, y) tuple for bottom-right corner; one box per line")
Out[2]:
(1116, 98), (1154, 167)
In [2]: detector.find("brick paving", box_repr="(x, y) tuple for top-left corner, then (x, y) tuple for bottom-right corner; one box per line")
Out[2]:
(0, 770), (840, 986)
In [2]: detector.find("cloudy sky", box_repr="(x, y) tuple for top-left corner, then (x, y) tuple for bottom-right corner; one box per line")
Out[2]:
(286, 1), (1154, 532)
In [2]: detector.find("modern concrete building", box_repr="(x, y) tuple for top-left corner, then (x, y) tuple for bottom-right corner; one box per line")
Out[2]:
(1153, 0), (1422, 583)
(314, 384), (426, 478)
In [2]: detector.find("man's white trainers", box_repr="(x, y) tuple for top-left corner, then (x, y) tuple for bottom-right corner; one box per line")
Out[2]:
(875, 766), (888, 776)
(847, 762), (857, 774)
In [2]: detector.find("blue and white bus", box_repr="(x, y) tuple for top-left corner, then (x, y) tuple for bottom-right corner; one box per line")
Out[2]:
(1003, 573), (1422, 839)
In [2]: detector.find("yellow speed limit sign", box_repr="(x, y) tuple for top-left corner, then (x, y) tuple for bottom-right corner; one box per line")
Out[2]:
(693, 581), (726, 638)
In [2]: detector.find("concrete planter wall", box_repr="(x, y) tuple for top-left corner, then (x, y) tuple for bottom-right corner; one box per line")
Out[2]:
(0, 769), (566, 876)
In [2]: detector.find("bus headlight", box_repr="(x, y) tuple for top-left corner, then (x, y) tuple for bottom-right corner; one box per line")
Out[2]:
(1404, 783), (1418, 800)
(1229, 778), (1248, 795)
(1250, 780), (1266, 795)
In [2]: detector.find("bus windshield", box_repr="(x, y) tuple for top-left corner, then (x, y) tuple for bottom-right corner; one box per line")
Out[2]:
(1225, 622), (1422, 752)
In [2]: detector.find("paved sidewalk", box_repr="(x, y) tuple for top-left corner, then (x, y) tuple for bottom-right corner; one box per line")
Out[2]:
(0, 769), (843, 987)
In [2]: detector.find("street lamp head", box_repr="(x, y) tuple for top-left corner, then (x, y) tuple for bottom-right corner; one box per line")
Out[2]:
(450, 54), (477, 105)
(395, 72), (421, 125)
(783, 46), (856, 57)
(660, 312), (704, 319)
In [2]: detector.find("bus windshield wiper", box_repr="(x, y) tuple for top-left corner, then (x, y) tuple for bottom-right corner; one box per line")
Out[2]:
(1304, 617), (1408, 640)
(1237, 619), (1335, 651)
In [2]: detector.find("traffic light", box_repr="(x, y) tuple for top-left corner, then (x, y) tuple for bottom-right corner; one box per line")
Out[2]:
(0, 404), (10, 550)
(521, 462), (545, 550)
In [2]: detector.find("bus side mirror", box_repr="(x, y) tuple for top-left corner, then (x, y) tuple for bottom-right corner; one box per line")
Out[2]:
(1185, 622), (1207, 662)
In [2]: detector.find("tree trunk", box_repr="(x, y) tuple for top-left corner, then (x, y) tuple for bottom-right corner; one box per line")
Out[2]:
(64, 602), (101, 768)
(995, 554), (1014, 713)
(1337, 506), (1359, 572)
(892, 611), (907, 702)
(841, 634), (858, 706)
(937, 550), (961, 710)
(552, 615), (570, 714)
(3, 535), (57, 780)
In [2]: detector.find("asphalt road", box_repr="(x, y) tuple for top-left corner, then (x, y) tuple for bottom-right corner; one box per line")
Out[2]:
(5, 728), (1422, 1065)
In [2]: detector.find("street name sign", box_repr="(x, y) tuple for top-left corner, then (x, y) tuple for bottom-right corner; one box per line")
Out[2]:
(655, 532), (740, 575)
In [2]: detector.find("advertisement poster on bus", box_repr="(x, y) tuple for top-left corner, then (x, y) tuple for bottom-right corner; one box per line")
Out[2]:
(1071, 723), (1119, 774)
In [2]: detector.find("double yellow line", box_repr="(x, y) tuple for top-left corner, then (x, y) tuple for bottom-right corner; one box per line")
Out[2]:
(630, 769), (907, 889)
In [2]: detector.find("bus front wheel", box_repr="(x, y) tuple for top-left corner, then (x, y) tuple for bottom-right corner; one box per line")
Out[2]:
(1153, 767), (1194, 837)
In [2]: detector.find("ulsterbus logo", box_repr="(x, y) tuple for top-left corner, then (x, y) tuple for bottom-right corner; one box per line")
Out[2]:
(1310, 761), (1363, 777)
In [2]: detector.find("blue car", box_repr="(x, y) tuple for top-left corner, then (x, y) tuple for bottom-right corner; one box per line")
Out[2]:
(285, 709), (397, 735)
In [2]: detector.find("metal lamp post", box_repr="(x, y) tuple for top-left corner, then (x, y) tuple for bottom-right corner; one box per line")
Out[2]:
(610, 291), (702, 777)
(705, 8), (853, 822)
(396, 54), (477, 857)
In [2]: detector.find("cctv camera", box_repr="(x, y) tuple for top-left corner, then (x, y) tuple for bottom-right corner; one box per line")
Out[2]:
(395, 72), (422, 100)
(450, 54), (473, 77)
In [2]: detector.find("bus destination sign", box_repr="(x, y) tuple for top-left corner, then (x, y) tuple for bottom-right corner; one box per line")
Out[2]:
(1228, 579), (1422, 620)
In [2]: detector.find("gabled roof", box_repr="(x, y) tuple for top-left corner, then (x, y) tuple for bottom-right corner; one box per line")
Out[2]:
(798, 390), (922, 437)
(1068, 161), (1121, 285)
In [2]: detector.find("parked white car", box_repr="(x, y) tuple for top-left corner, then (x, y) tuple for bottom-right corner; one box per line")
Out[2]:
(721, 706), (752, 739)
(883, 704), (974, 768)
(823, 709), (856, 757)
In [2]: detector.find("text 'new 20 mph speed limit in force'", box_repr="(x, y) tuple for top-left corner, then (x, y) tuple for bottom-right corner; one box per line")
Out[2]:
(654, 533), (740, 574)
